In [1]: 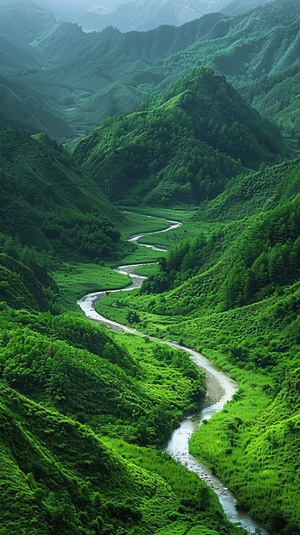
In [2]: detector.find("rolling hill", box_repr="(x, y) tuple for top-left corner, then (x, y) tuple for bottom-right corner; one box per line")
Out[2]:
(0, 74), (73, 139)
(1, 0), (299, 143)
(98, 154), (300, 533)
(73, 67), (290, 206)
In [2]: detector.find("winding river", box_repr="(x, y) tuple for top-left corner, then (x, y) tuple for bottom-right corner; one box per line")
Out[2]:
(77, 216), (268, 535)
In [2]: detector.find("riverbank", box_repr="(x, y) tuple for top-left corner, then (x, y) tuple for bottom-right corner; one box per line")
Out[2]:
(204, 370), (226, 407)
(77, 215), (269, 534)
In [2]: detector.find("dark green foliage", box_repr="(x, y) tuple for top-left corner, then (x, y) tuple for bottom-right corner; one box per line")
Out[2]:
(140, 160), (300, 312)
(0, 74), (73, 140)
(74, 67), (287, 206)
(109, 157), (300, 531)
(0, 252), (58, 312)
(0, 304), (204, 446)
(0, 129), (126, 260)
(0, 298), (223, 534)
(0, 382), (233, 535)
(0, 385), (170, 534)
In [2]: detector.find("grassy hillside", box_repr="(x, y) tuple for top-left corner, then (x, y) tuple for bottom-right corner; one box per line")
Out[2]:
(0, 275), (237, 535)
(0, 125), (241, 534)
(0, 129), (128, 261)
(0, 252), (57, 312)
(74, 67), (289, 206)
(95, 157), (300, 532)
(0, 383), (224, 535)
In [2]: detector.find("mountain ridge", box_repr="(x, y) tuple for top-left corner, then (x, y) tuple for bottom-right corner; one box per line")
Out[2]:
(74, 0), (272, 33)
(21, 0), (299, 142)
(73, 67), (290, 206)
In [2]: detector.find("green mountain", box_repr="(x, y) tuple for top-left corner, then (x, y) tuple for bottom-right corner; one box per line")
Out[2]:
(1, 0), (299, 143)
(23, 0), (299, 143)
(73, 67), (289, 206)
(1, 1), (300, 532)
(0, 381), (218, 535)
(0, 243), (232, 535)
(240, 65), (300, 150)
(0, 32), (75, 140)
(0, 74), (73, 139)
(0, 252), (57, 312)
(0, 33), (41, 73)
(0, 129), (126, 260)
(0, 0), (55, 46)
(0, 125), (237, 535)
(0, 2), (73, 140)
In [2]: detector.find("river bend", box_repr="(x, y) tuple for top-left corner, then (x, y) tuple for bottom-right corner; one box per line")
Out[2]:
(77, 216), (267, 535)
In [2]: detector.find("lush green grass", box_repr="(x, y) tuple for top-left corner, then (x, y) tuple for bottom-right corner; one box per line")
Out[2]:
(96, 275), (300, 530)
(120, 210), (173, 239)
(118, 246), (167, 264)
(52, 262), (131, 313)
(118, 208), (223, 262)
(134, 263), (160, 277)
(102, 436), (232, 535)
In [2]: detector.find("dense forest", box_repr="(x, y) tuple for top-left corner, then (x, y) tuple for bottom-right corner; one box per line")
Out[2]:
(73, 67), (290, 206)
(1, 0), (300, 533)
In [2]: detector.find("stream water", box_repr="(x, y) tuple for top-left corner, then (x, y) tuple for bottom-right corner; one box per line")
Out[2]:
(77, 216), (268, 535)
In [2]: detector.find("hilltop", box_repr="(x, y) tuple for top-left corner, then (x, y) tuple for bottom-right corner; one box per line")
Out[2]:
(73, 67), (289, 206)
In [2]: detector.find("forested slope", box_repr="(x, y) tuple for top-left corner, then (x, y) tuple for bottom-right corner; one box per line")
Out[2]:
(0, 75), (73, 140)
(1, 1), (299, 143)
(0, 126), (238, 534)
(0, 131), (241, 535)
(73, 67), (289, 206)
(0, 256), (233, 535)
(0, 129), (125, 261)
(102, 156), (300, 532)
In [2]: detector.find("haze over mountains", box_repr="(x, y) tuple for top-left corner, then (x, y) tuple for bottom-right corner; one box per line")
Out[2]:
(73, 0), (272, 33)
(1, 0), (299, 147)
(35, 0), (272, 32)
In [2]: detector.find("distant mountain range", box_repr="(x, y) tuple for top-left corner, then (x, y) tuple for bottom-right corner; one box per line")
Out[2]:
(0, 0), (55, 46)
(0, 0), (299, 146)
(74, 0), (272, 33)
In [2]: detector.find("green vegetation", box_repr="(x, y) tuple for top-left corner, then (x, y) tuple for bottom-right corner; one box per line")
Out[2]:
(96, 158), (300, 532)
(0, 383), (221, 535)
(0, 305), (205, 445)
(0, 129), (128, 262)
(52, 263), (131, 313)
(0, 74), (73, 141)
(74, 67), (288, 206)
(1, 2), (300, 531)
(8, 0), (296, 147)
(0, 270), (238, 534)
(0, 129), (236, 533)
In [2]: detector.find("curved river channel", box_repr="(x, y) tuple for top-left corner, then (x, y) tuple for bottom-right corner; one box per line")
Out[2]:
(77, 216), (268, 535)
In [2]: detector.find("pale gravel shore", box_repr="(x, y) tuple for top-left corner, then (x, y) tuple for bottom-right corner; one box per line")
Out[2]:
(204, 370), (226, 407)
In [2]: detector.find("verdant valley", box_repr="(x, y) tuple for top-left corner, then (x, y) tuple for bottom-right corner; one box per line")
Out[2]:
(1, 0), (300, 534)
